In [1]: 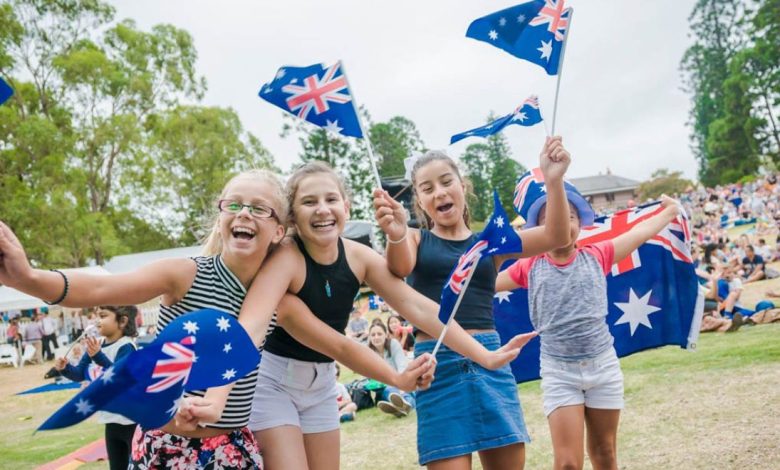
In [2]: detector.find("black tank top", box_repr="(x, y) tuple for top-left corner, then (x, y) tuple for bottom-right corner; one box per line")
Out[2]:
(407, 230), (497, 331)
(263, 236), (360, 362)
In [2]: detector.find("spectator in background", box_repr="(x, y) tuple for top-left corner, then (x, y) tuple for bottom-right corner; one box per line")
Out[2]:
(346, 305), (368, 343)
(6, 318), (22, 354)
(755, 238), (775, 262)
(742, 245), (766, 283)
(387, 313), (414, 352)
(335, 364), (357, 423)
(367, 320), (415, 418)
(40, 311), (59, 360)
(24, 313), (45, 364)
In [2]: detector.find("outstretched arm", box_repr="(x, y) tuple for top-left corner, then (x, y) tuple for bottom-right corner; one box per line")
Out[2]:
(612, 196), (682, 263)
(0, 221), (189, 307)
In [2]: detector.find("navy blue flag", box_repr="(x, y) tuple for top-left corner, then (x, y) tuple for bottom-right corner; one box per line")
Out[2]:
(494, 203), (703, 383)
(0, 77), (13, 105)
(438, 191), (523, 324)
(451, 96), (543, 144)
(39, 309), (260, 430)
(466, 0), (572, 75)
(259, 62), (363, 138)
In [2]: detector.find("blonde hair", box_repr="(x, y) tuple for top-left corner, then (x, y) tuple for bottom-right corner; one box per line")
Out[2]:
(410, 150), (472, 229)
(285, 161), (350, 229)
(201, 169), (287, 256)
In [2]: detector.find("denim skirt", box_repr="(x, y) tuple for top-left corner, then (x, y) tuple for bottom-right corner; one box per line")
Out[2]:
(414, 332), (530, 465)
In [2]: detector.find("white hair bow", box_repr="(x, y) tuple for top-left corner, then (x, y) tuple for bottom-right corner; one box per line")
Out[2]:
(404, 152), (423, 181)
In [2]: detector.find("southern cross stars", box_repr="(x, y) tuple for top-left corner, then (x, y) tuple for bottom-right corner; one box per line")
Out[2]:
(183, 320), (199, 335)
(614, 288), (661, 336)
(216, 316), (231, 332)
(538, 40), (553, 61)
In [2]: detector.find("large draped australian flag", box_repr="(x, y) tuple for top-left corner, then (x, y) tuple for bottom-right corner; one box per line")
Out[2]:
(39, 309), (260, 430)
(495, 203), (704, 383)
(259, 62), (363, 138)
(466, 0), (572, 75)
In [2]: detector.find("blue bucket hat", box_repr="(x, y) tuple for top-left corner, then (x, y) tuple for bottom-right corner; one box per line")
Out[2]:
(512, 168), (595, 228)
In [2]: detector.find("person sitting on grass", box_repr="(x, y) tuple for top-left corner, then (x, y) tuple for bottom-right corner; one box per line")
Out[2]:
(387, 312), (414, 352)
(335, 364), (357, 423)
(346, 305), (369, 343)
(741, 245), (766, 283)
(367, 320), (415, 418)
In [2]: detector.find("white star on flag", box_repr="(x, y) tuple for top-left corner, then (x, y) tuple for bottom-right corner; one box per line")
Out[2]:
(289, 78), (298, 84)
(495, 216), (505, 228)
(222, 369), (237, 380)
(489, 30), (498, 40)
(488, 248), (499, 254)
(167, 395), (184, 417)
(494, 291), (512, 303)
(499, 17), (507, 27)
(275, 69), (286, 79)
(514, 112), (527, 122)
(183, 321), (199, 335)
(264, 86), (273, 94)
(223, 343), (232, 353)
(75, 398), (93, 416)
(538, 40), (553, 61)
(501, 236), (507, 244)
(517, 14), (526, 23)
(324, 119), (343, 134)
(216, 316), (231, 332)
(614, 288), (661, 335)
(101, 367), (115, 383)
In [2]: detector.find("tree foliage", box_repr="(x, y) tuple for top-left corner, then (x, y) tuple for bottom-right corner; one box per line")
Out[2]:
(0, 0), (276, 267)
(637, 168), (694, 201)
(369, 116), (426, 178)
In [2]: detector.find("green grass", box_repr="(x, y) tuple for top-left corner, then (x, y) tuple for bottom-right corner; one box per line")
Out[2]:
(2, 325), (779, 469)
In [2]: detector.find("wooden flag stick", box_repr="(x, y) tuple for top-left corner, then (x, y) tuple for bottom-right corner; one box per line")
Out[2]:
(551, 7), (574, 136)
(338, 61), (383, 188)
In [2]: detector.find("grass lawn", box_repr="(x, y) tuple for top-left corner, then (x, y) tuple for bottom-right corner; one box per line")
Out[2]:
(2, 323), (778, 469)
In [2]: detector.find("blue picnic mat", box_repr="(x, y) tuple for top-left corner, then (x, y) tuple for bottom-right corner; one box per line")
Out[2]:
(16, 381), (81, 395)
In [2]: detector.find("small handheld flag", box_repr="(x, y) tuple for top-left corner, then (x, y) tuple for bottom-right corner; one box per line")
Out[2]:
(0, 78), (13, 105)
(466, 1), (572, 76)
(431, 191), (523, 357)
(451, 96), (543, 144)
(259, 62), (362, 138)
(39, 309), (260, 431)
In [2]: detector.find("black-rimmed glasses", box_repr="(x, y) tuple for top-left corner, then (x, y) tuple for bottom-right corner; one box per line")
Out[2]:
(218, 199), (278, 221)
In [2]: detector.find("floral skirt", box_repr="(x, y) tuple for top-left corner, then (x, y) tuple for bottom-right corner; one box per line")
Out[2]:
(129, 426), (262, 469)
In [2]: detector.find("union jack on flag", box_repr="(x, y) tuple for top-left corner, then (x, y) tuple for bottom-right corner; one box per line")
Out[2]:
(466, 1), (573, 75)
(438, 191), (523, 324)
(146, 338), (196, 393)
(529, 0), (570, 41)
(259, 62), (363, 138)
(450, 94), (544, 145)
(494, 200), (702, 384)
(513, 167), (546, 213)
(578, 202), (693, 276)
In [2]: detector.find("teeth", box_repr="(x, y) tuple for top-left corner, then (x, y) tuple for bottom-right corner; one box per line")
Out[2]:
(313, 221), (334, 227)
(232, 227), (255, 235)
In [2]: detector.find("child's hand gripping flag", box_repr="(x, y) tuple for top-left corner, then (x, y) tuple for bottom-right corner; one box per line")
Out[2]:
(258, 62), (363, 138)
(38, 309), (260, 431)
(429, 191), (525, 358)
(450, 96), (543, 145)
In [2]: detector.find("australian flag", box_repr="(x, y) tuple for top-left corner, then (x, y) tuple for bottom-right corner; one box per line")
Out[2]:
(439, 191), (523, 324)
(259, 62), (363, 138)
(0, 77), (13, 105)
(466, 0), (572, 75)
(494, 202), (703, 383)
(451, 96), (543, 144)
(39, 309), (260, 430)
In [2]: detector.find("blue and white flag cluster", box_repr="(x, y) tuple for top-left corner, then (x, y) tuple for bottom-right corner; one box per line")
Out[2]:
(39, 309), (260, 431)
(466, 0), (572, 75)
(450, 96), (543, 144)
(494, 203), (702, 383)
(259, 62), (363, 138)
(438, 191), (523, 325)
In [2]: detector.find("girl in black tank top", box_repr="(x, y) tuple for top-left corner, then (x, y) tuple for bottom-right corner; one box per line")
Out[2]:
(229, 162), (524, 470)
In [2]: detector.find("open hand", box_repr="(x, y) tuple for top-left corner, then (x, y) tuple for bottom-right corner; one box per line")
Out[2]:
(476, 331), (538, 370)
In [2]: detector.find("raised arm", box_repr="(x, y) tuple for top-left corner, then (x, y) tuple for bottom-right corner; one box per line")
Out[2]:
(612, 197), (681, 263)
(0, 221), (189, 307)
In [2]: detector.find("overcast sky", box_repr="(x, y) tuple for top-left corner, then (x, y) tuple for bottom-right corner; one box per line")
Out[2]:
(112, 0), (699, 182)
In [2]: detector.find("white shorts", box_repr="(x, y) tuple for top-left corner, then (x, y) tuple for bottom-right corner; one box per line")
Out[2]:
(539, 347), (624, 417)
(249, 350), (339, 434)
